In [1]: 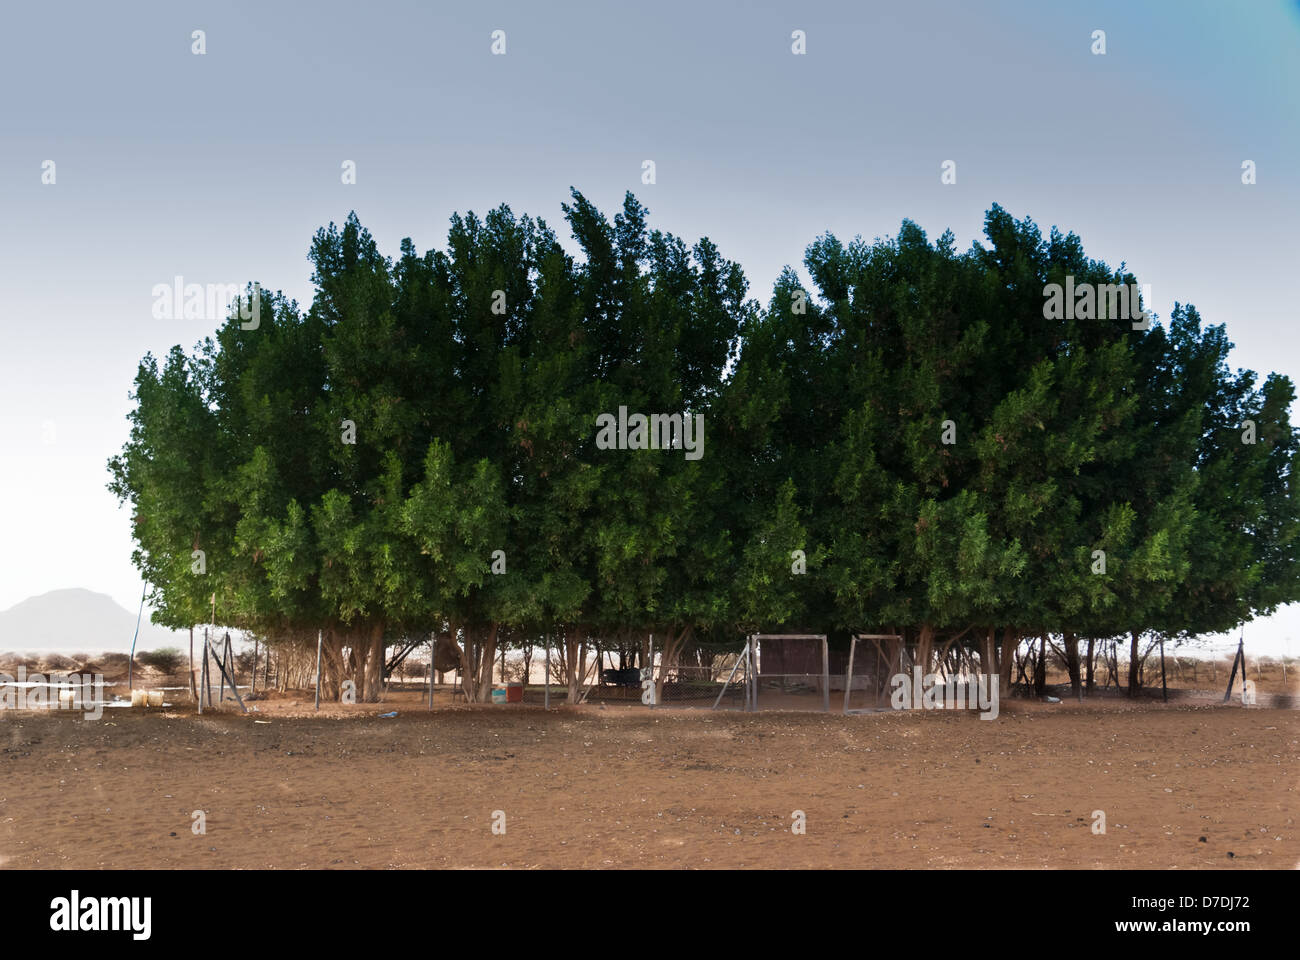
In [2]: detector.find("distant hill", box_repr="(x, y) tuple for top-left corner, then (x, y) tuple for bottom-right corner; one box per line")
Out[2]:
(0, 588), (188, 656)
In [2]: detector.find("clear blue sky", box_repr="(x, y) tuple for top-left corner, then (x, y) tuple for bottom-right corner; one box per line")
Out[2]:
(2, 0), (1298, 655)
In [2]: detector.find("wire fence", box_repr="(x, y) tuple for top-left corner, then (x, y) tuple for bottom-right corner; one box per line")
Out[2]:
(657, 662), (748, 709)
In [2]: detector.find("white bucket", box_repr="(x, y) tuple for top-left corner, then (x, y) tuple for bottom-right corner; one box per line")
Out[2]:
(131, 689), (147, 707)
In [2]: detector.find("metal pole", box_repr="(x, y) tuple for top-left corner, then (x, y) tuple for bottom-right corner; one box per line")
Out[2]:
(1223, 638), (1243, 703)
(744, 639), (750, 711)
(198, 628), (207, 714)
(544, 635), (550, 710)
(428, 636), (435, 709)
(821, 636), (830, 712)
(753, 638), (759, 711)
(712, 641), (748, 710)
(314, 629), (323, 711)
(127, 583), (145, 692)
(1159, 637), (1168, 703)
(218, 634), (227, 703)
(843, 637), (857, 714)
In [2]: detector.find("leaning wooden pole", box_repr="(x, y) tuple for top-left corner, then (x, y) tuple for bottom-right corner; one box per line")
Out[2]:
(208, 641), (249, 714)
(1223, 637), (1244, 703)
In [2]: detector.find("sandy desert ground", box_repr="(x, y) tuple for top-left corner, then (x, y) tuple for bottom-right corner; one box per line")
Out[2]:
(0, 691), (1296, 869)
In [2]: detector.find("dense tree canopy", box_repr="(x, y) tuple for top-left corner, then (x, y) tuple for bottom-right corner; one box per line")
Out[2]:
(109, 192), (1300, 701)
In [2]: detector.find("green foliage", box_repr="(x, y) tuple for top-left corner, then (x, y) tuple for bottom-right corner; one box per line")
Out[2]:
(136, 647), (184, 674)
(109, 197), (1300, 694)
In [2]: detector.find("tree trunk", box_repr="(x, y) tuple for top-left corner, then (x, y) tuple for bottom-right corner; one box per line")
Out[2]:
(1064, 631), (1082, 700)
(998, 627), (1017, 697)
(654, 626), (693, 704)
(916, 622), (936, 675)
(1085, 637), (1096, 692)
(475, 623), (500, 702)
(1127, 630), (1142, 697)
(456, 625), (477, 703)
(1033, 634), (1047, 695)
(565, 627), (586, 703)
(362, 621), (386, 702)
(319, 629), (347, 701)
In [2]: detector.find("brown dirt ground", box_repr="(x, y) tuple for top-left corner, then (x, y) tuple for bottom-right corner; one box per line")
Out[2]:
(0, 692), (1296, 869)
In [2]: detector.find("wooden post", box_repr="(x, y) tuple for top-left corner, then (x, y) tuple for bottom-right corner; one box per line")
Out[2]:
(251, 636), (258, 696)
(206, 641), (249, 713)
(314, 629), (323, 711)
(1159, 637), (1168, 703)
(428, 637), (435, 709)
(189, 626), (197, 702)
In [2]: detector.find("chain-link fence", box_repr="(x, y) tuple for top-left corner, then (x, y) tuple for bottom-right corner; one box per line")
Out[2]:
(841, 635), (907, 713)
(750, 635), (830, 712)
(656, 660), (748, 709)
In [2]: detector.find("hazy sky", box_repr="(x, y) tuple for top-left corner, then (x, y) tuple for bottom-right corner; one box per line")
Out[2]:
(2, 0), (1298, 655)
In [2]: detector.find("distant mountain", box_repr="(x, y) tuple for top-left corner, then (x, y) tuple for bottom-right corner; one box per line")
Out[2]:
(0, 588), (188, 655)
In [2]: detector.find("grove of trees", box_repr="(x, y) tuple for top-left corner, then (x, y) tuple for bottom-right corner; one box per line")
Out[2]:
(108, 192), (1300, 702)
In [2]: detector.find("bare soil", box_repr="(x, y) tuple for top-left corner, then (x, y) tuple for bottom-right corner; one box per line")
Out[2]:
(1, 691), (1296, 869)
